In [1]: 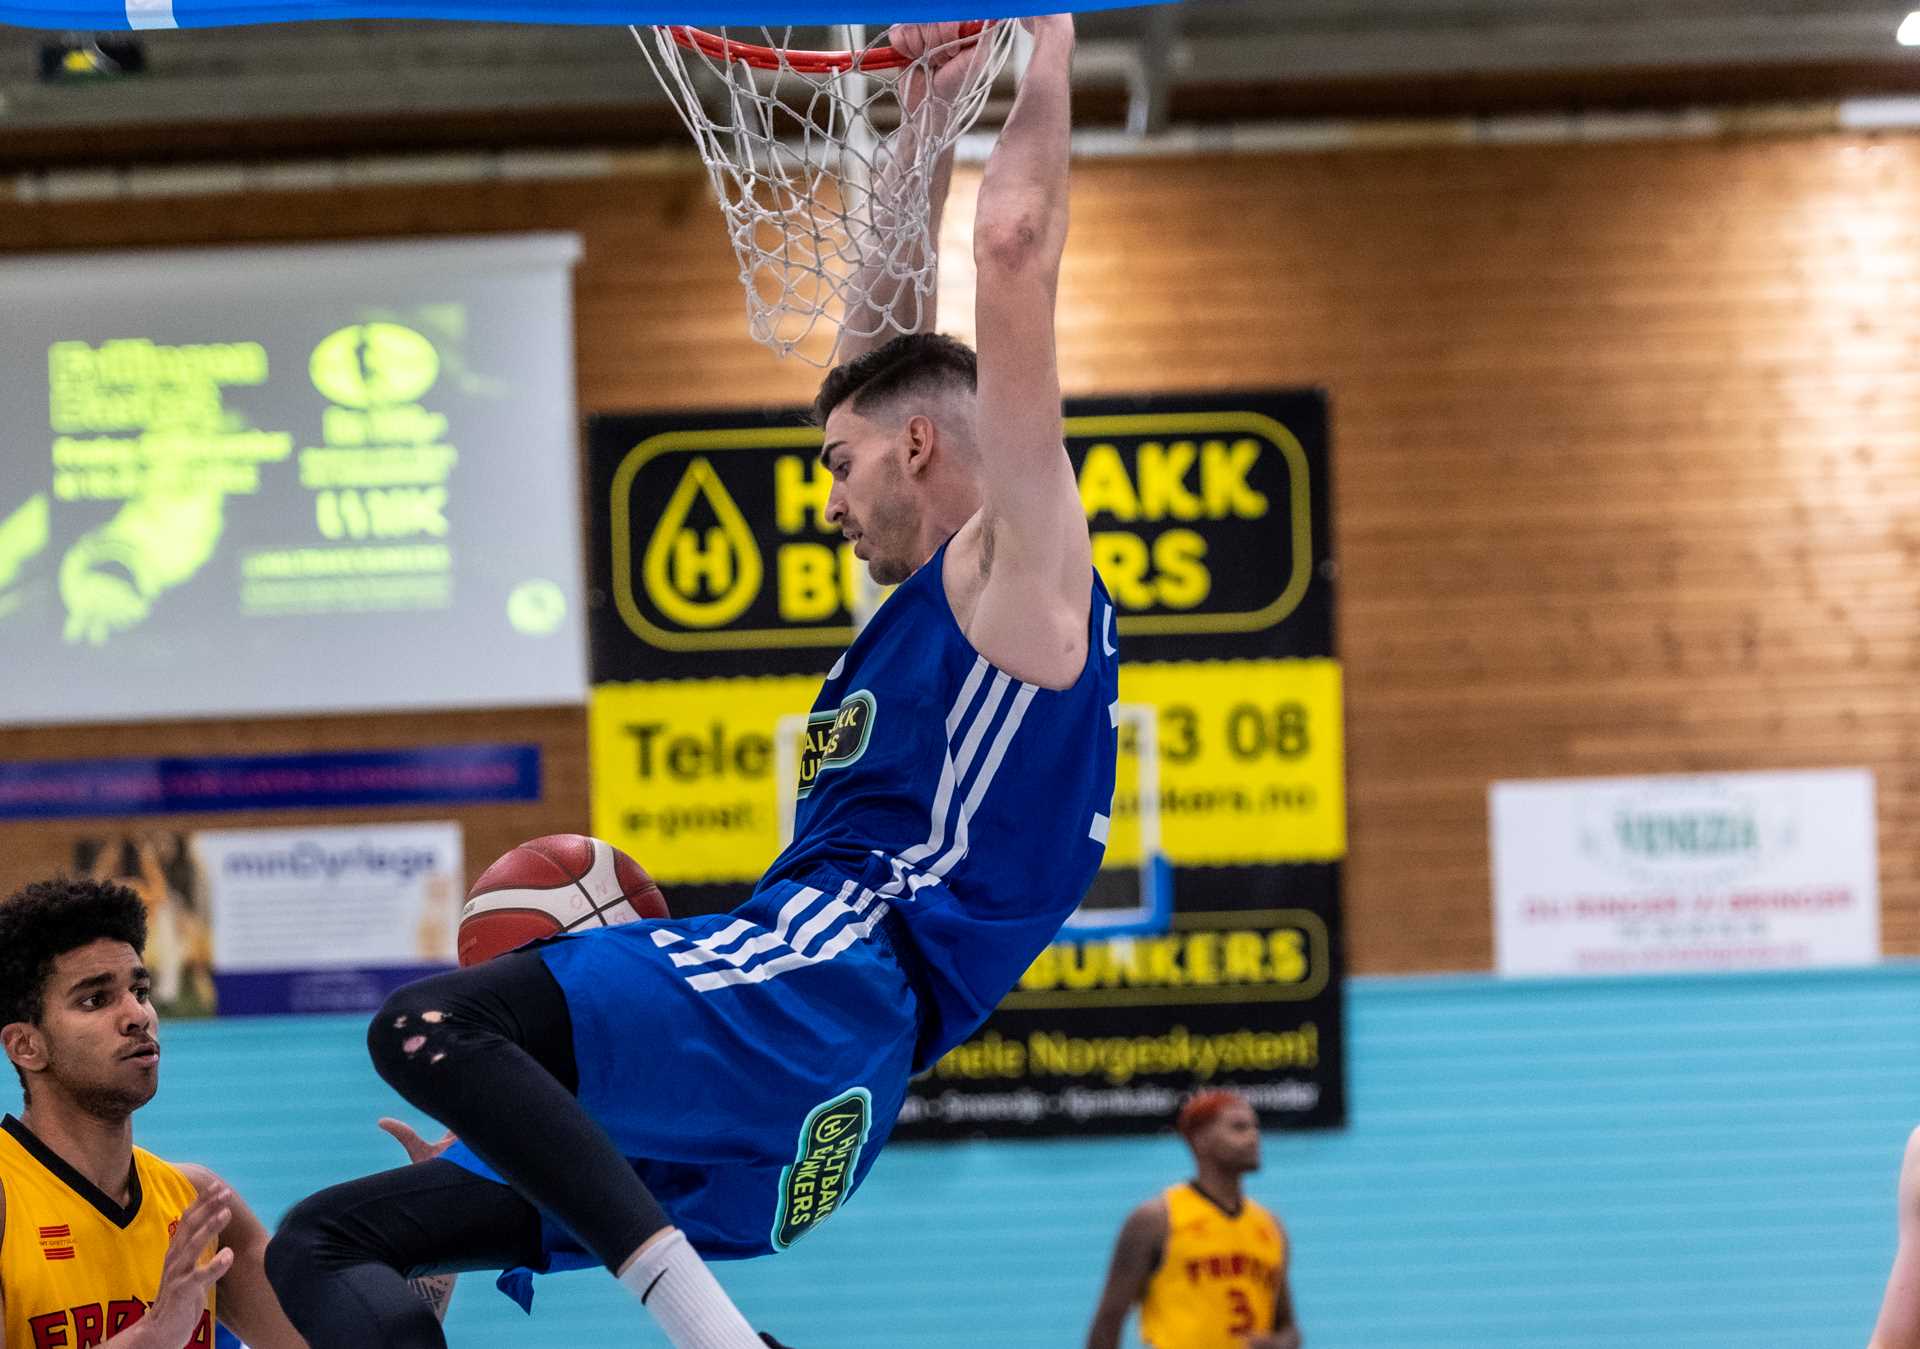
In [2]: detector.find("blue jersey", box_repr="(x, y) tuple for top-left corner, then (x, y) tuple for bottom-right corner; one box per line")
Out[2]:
(764, 538), (1120, 1064)
(454, 539), (1120, 1289)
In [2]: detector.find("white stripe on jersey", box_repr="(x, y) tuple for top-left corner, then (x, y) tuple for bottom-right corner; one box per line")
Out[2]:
(950, 671), (1009, 784)
(676, 655), (1035, 994)
(901, 660), (997, 867)
(894, 658), (995, 873)
(876, 666), (1036, 901)
(945, 656), (990, 737)
(922, 681), (1036, 882)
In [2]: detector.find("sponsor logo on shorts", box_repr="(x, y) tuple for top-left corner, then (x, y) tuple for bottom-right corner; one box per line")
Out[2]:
(771, 1088), (871, 1250)
(795, 690), (876, 799)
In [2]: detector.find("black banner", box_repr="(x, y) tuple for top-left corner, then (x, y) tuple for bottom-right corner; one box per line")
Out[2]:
(585, 390), (1344, 1136)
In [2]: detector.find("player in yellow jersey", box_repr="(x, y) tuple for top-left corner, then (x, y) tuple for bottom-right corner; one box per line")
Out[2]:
(1085, 1090), (1301, 1349)
(1871, 1125), (1920, 1349)
(0, 877), (305, 1349)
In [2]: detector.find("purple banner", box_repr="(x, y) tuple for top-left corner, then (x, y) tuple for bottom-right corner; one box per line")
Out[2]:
(0, 745), (539, 820)
(213, 964), (455, 1017)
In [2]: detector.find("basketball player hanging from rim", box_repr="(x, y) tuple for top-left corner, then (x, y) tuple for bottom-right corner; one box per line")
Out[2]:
(266, 13), (1115, 1349)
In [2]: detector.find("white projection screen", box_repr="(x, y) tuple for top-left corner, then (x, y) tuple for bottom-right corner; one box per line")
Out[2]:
(0, 233), (587, 724)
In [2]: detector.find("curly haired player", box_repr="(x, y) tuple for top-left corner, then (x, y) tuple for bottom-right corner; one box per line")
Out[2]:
(0, 877), (306, 1349)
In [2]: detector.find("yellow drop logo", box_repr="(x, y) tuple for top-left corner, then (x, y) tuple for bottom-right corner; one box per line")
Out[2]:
(641, 457), (762, 629)
(310, 323), (440, 408)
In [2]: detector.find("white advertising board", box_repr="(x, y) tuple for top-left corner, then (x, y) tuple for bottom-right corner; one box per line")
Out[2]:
(1490, 770), (1878, 976)
(192, 821), (462, 1013)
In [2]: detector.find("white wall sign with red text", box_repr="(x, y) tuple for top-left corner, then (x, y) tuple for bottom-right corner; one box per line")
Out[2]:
(1490, 769), (1878, 977)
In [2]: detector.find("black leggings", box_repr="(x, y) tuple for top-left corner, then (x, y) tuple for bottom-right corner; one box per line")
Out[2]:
(266, 952), (671, 1348)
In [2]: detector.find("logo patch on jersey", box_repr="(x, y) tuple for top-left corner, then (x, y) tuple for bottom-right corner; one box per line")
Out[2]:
(795, 690), (876, 799)
(37, 1224), (73, 1260)
(771, 1088), (870, 1250)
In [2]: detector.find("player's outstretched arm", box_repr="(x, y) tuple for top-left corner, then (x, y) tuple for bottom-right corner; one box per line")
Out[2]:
(1084, 1198), (1166, 1349)
(1870, 1127), (1920, 1349)
(177, 1165), (306, 1349)
(966, 14), (1090, 682)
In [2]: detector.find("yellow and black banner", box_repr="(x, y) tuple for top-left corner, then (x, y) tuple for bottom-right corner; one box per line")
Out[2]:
(585, 390), (1344, 1135)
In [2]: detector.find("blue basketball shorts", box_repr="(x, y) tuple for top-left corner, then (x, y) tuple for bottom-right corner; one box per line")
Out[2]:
(442, 870), (921, 1293)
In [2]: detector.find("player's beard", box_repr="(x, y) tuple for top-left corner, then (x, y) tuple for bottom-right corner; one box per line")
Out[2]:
(1206, 1140), (1260, 1176)
(859, 461), (923, 586)
(46, 1049), (156, 1122)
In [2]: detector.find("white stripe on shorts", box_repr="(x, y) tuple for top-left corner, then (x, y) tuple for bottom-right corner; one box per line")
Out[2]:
(684, 897), (891, 992)
(662, 884), (851, 971)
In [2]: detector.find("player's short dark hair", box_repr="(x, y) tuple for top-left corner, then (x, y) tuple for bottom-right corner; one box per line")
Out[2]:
(0, 876), (147, 1031)
(811, 331), (978, 428)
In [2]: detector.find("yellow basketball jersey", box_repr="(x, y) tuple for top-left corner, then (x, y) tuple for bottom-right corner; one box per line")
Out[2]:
(1138, 1183), (1286, 1349)
(0, 1114), (215, 1349)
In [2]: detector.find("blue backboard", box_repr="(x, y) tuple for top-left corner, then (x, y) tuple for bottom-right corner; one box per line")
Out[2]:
(4, 0), (1158, 32)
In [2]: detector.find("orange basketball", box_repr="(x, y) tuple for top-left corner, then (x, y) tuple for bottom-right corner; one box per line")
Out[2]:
(458, 834), (669, 967)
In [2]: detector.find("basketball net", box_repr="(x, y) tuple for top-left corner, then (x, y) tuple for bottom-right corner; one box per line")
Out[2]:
(635, 22), (1018, 365)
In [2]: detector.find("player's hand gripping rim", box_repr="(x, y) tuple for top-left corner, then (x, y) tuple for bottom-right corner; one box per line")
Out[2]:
(888, 19), (989, 118)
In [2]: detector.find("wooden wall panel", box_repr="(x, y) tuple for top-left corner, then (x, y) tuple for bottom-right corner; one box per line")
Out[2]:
(4, 130), (1917, 972)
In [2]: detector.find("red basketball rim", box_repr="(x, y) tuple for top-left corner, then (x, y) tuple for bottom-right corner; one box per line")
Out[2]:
(661, 20), (989, 74)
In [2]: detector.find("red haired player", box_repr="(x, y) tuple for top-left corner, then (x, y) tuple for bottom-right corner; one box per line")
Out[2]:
(1086, 1090), (1302, 1349)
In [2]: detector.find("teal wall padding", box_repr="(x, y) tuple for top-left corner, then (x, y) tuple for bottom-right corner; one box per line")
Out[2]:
(9, 964), (1916, 1347)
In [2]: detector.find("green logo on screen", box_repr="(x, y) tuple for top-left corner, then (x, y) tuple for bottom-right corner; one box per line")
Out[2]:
(771, 1088), (870, 1250)
(507, 579), (567, 636)
(310, 323), (440, 408)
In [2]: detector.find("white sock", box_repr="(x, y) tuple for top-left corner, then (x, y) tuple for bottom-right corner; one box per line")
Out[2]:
(618, 1229), (763, 1349)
